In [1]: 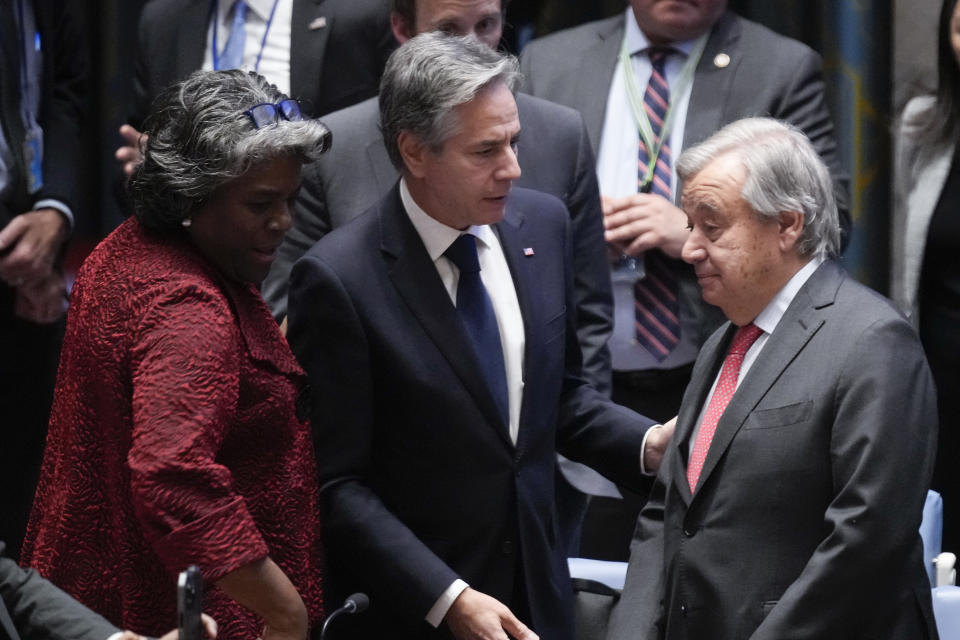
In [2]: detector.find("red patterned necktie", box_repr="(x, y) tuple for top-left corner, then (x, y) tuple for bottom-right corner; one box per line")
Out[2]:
(634, 47), (681, 361)
(687, 323), (764, 492)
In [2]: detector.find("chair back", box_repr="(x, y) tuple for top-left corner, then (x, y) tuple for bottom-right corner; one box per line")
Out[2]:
(922, 490), (944, 587)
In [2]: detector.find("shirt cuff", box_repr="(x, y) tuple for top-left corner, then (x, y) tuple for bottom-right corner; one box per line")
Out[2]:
(33, 198), (74, 234)
(425, 579), (469, 628)
(639, 424), (663, 476)
(106, 632), (124, 640)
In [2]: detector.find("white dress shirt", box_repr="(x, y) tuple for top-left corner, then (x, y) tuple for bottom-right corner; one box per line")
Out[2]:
(687, 257), (825, 461)
(202, 0), (293, 95)
(400, 179), (527, 626)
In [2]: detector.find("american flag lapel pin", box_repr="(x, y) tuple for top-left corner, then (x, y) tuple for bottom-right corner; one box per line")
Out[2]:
(523, 247), (535, 257)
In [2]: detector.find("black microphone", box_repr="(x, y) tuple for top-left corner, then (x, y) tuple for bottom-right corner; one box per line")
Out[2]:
(319, 593), (369, 640)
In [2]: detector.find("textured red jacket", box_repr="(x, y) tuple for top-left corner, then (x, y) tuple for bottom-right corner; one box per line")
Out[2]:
(21, 217), (323, 638)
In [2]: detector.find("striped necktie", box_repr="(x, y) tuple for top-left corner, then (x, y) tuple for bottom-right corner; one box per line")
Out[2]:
(633, 47), (681, 362)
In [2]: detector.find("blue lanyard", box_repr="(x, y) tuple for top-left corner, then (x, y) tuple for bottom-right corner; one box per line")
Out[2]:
(12, 0), (38, 123)
(210, 0), (280, 72)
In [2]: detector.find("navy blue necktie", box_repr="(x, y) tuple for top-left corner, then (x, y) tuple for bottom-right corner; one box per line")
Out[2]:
(445, 234), (509, 427)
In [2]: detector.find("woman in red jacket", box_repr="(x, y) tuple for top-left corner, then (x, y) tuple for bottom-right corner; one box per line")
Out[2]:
(21, 69), (330, 640)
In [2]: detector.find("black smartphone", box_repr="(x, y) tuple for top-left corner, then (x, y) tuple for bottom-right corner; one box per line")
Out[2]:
(177, 565), (203, 640)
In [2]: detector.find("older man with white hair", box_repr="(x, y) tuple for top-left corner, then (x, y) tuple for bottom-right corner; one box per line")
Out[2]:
(607, 117), (939, 640)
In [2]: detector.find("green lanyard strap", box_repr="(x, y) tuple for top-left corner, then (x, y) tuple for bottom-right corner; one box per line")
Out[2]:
(620, 33), (709, 190)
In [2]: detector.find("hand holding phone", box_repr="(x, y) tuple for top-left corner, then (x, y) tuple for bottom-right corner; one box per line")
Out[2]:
(178, 566), (204, 640)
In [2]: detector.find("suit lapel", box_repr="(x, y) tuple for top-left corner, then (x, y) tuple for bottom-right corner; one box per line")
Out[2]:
(379, 187), (513, 447)
(690, 262), (842, 497)
(671, 324), (731, 506)
(683, 11), (742, 150)
(494, 202), (542, 451)
(290, 0), (329, 113)
(0, 606), (17, 640)
(575, 17), (623, 150)
(177, 0), (210, 79)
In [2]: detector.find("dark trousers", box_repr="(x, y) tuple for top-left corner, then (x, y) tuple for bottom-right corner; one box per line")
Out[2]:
(0, 284), (63, 561)
(555, 467), (589, 557)
(921, 310), (960, 555)
(578, 364), (692, 561)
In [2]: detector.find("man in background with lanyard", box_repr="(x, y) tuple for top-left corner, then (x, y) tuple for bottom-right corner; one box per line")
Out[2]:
(0, 0), (86, 560)
(115, 0), (394, 175)
(519, 0), (850, 560)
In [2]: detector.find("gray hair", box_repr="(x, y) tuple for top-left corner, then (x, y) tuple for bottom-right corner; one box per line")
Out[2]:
(129, 69), (331, 233)
(677, 117), (841, 259)
(379, 32), (520, 169)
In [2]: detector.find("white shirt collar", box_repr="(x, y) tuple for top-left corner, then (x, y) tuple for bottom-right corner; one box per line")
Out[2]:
(623, 7), (698, 58)
(399, 178), (497, 259)
(752, 256), (826, 335)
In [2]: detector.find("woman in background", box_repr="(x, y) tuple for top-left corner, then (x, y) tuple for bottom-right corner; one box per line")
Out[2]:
(893, 0), (960, 554)
(21, 70), (330, 640)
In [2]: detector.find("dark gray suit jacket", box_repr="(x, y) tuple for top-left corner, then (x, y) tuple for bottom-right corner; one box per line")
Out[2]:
(287, 186), (651, 640)
(264, 93), (616, 392)
(518, 10), (849, 222)
(130, 0), (394, 123)
(1, 544), (119, 640)
(519, 10), (852, 356)
(606, 261), (939, 640)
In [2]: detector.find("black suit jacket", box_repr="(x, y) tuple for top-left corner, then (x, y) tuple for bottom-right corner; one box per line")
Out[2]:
(287, 186), (652, 640)
(607, 261), (939, 640)
(0, 0), (85, 220)
(130, 0), (394, 122)
(1, 543), (118, 640)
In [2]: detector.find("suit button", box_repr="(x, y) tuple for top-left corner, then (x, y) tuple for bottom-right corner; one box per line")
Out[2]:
(683, 527), (696, 537)
(500, 540), (514, 555)
(680, 603), (687, 616)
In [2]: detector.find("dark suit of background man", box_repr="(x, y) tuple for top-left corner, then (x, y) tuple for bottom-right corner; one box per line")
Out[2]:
(517, 0), (851, 559)
(607, 117), (938, 640)
(287, 33), (669, 640)
(1, 543), (206, 640)
(115, 0), (394, 174)
(0, 0), (85, 561)
(262, 0), (622, 555)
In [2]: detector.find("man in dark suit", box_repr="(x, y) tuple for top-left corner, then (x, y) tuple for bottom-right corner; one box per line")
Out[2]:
(265, 0), (611, 392)
(2, 543), (210, 640)
(0, 0), (84, 560)
(115, 0), (394, 174)
(518, 0), (851, 558)
(607, 117), (937, 640)
(287, 33), (668, 640)
(263, 0), (623, 554)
